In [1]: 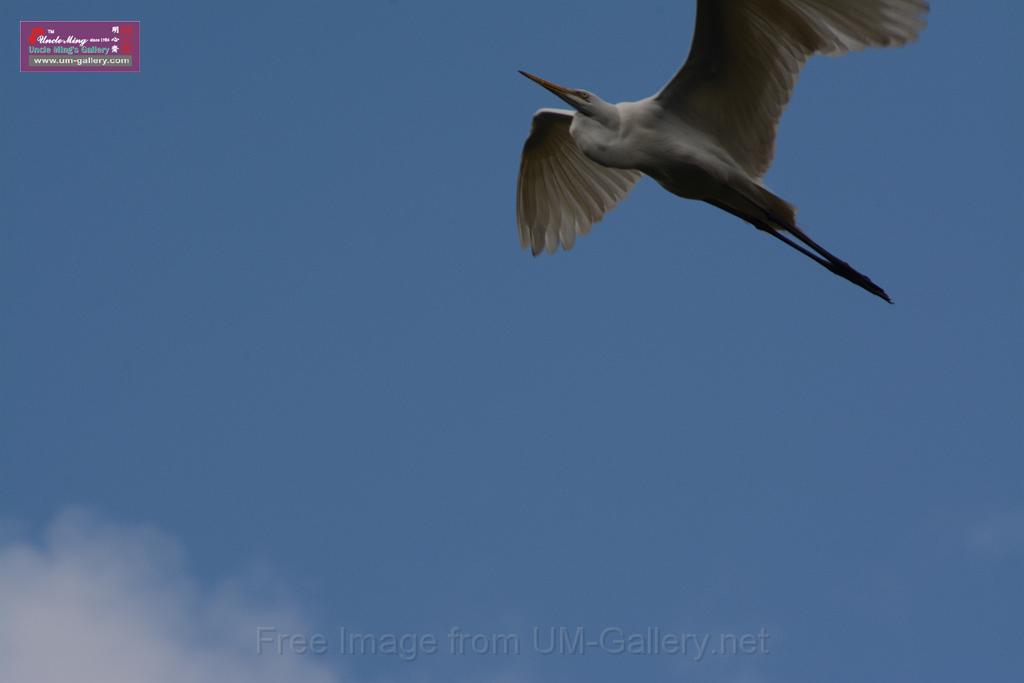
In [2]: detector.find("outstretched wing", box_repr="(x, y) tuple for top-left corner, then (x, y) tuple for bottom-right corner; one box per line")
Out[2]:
(517, 109), (641, 255)
(657, 0), (928, 178)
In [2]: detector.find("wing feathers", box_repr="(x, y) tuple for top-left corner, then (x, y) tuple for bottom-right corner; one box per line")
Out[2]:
(517, 109), (641, 255)
(658, 0), (929, 178)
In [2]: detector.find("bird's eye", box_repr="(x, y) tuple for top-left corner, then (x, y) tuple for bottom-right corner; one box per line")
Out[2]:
(577, 91), (591, 101)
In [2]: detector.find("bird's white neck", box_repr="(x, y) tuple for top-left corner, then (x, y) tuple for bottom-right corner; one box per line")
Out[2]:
(570, 105), (631, 169)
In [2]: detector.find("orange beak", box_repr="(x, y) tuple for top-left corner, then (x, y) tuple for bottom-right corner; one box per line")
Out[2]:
(519, 70), (578, 100)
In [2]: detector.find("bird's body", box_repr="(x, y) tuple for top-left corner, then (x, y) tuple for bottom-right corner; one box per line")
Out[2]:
(572, 100), (721, 178)
(517, 0), (930, 302)
(573, 102), (766, 226)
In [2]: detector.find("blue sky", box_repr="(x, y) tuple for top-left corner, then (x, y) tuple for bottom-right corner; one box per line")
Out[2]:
(2, 2), (1022, 682)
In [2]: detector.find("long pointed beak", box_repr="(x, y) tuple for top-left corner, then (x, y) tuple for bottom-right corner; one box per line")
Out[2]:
(519, 70), (577, 100)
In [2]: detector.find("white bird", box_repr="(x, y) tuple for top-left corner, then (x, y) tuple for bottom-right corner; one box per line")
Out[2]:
(517, 0), (929, 302)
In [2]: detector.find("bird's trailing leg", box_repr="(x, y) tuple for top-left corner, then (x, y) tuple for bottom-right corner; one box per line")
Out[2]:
(774, 223), (893, 304)
(706, 199), (893, 304)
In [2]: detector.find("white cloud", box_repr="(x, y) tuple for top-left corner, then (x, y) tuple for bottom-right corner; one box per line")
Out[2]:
(0, 509), (342, 683)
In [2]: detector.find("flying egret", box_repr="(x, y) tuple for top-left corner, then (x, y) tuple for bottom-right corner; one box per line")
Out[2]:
(517, 0), (929, 303)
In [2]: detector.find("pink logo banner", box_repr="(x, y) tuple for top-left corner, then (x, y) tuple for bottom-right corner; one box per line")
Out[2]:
(21, 21), (140, 72)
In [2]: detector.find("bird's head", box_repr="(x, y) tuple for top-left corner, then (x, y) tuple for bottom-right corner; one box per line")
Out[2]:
(519, 70), (606, 117)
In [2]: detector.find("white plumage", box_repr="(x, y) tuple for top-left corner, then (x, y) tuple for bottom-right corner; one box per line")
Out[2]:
(517, 110), (642, 255)
(516, 0), (929, 302)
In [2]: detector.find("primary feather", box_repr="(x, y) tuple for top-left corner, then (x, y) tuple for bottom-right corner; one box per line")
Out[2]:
(658, 0), (929, 178)
(517, 109), (641, 255)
